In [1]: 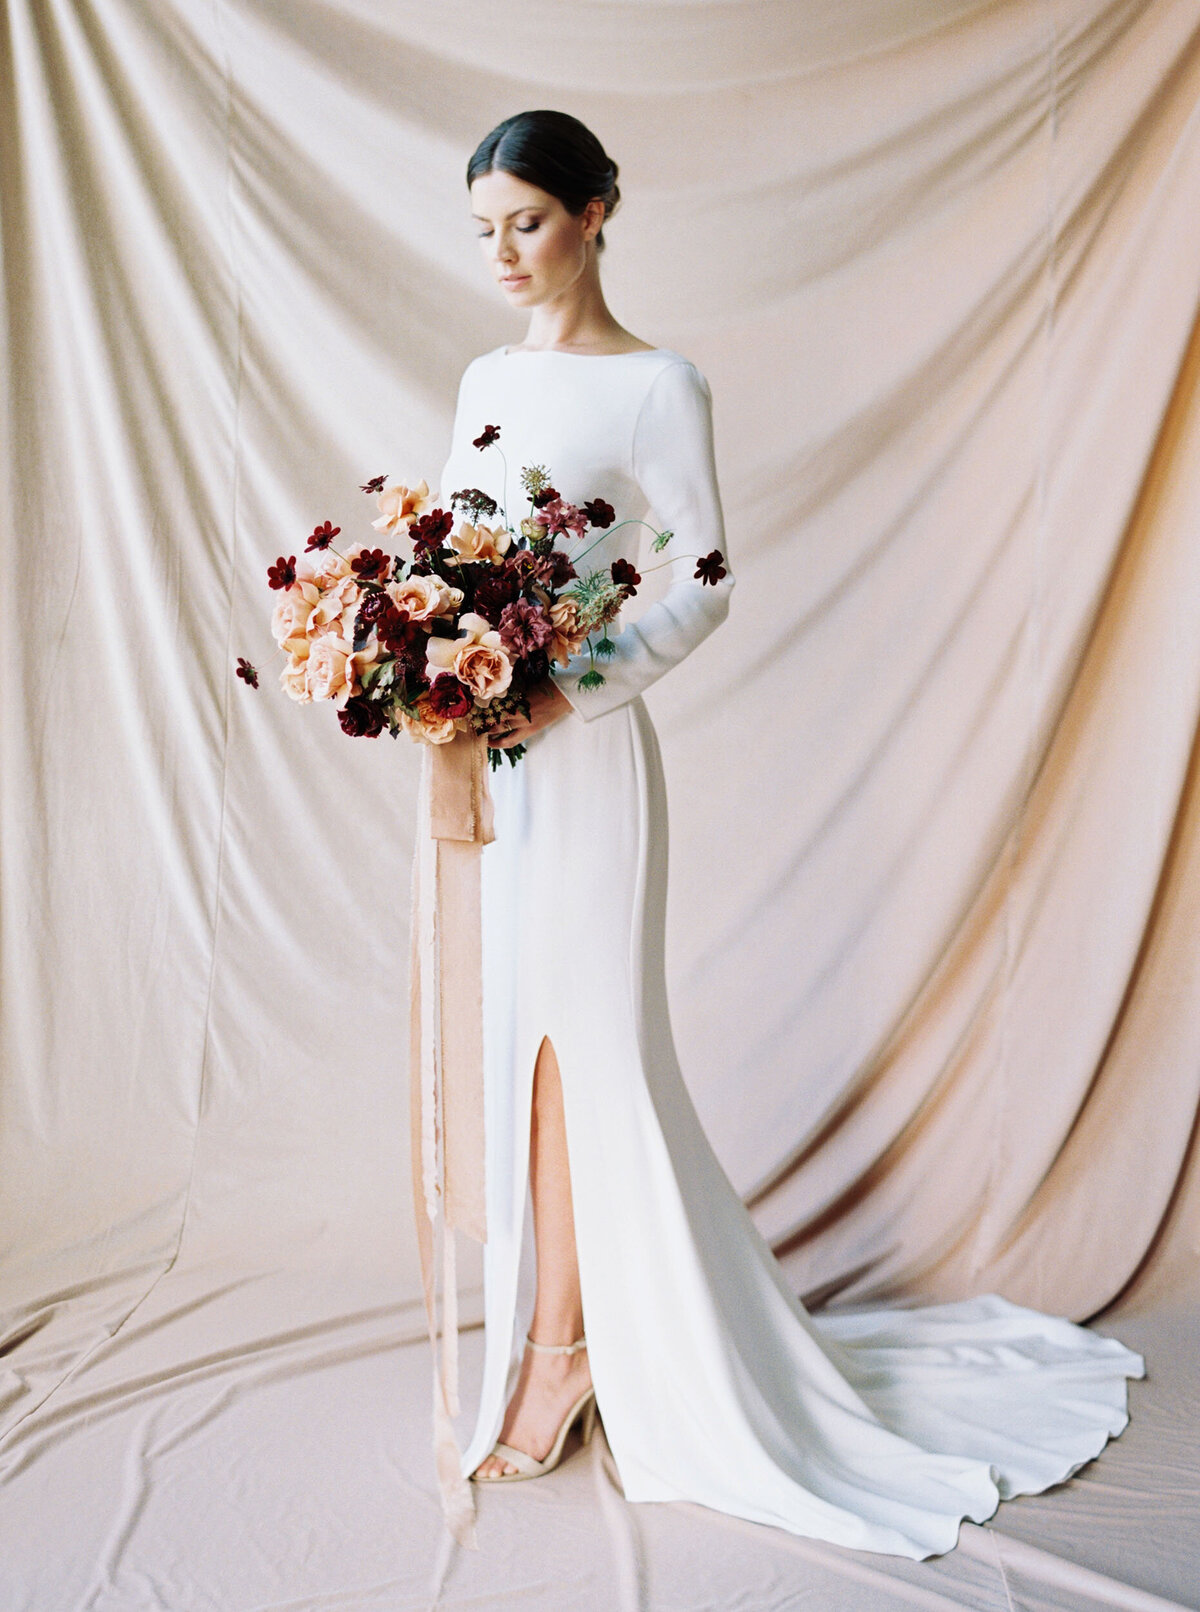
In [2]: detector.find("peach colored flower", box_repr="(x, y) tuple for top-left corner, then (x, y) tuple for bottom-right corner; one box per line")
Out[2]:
(425, 610), (512, 702)
(305, 574), (361, 641)
(387, 574), (463, 623)
(400, 700), (460, 745)
(372, 480), (432, 540)
(303, 629), (379, 706)
(449, 520), (511, 565)
(548, 596), (588, 667)
(271, 583), (319, 653)
(297, 549), (351, 588)
(280, 653), (311, 703)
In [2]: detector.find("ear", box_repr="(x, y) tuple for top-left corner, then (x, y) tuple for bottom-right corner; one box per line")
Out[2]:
(581, 197), (606, 242)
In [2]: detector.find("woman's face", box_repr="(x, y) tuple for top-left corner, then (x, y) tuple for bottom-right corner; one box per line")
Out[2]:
(470, 169), (602, 307)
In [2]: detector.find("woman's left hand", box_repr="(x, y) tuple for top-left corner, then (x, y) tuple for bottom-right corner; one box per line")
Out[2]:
(491, 677), (574, 748)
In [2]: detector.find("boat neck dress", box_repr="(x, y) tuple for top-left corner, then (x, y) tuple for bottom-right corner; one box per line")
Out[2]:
(433, 342), (1145, 1559)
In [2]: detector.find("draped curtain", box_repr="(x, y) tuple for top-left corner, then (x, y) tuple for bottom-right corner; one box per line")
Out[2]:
(3, 0), (1200, 1473)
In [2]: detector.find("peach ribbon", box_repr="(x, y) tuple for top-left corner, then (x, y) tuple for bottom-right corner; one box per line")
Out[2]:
(409, 728), (493, 1551)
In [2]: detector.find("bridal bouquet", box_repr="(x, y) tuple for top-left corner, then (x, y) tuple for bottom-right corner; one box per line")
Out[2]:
(240, 423), (726, 767)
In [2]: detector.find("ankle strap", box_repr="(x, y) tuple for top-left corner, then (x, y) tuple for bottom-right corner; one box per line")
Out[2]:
(526, 1331), (587, 1354)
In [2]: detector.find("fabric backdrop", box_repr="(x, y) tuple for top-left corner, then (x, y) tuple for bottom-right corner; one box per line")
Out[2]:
(3, 1), (1200, 1607)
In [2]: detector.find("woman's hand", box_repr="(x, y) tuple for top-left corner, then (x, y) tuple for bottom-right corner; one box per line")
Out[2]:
(491, 677), (574, 749)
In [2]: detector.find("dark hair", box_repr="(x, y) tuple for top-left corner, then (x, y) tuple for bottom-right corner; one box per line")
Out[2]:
(466, 110), (621, 252)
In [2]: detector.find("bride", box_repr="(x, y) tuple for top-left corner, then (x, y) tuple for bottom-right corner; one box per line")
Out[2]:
(432, 108), (1144, 1557)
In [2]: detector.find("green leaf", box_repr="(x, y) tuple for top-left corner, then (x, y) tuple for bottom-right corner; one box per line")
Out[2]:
(593, 636), (616, 659)
(578, 669), (606, 691)
(652, 529), (673, 552)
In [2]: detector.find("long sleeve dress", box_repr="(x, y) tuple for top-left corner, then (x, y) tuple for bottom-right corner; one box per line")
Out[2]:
(433, 343), (1144, 1560)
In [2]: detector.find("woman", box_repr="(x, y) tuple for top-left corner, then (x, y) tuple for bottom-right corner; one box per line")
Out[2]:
(435, 109), (1143, 1557)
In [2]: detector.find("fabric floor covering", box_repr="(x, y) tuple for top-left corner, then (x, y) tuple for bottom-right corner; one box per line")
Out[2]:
(0, 1268), (1194, 1611)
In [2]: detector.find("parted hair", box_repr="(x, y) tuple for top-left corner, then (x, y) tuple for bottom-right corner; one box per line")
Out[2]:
(467, 110), (621, 252)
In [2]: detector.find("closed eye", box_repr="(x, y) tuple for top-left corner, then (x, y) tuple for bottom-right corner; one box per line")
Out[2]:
(476, 222), (541, 237)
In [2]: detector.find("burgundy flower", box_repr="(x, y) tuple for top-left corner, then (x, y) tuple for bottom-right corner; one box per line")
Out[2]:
(531, 485), (560, 508)
(584, 498), (615, 528)
(306, 520), (341, 551)
(356, 591), (389, 625)
(472, 424), (501, 449)
(267, 555), (297, 590)
(472, 569), (521, 621)
(498, 598), (554, 657)
(427, 674), (473, 719)
(351, 547), (390, 580)
(533, 496), (587, 541)
(338, 695), (386, 738)
(379, 613), (427, 672)
(359, 474), (388, 495)
(611, 558), (641, 592)
(532, 549), (577, 589)
(694, 550), (727, 586)
(235, 657), (259, 688)
(411, 508), (453, 556)
(451, 487), (499, 519)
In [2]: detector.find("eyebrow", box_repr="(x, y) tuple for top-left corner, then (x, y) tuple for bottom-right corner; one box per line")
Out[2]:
(470, 207), (544, 221)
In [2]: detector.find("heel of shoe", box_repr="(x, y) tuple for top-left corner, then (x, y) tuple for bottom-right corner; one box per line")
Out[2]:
(581, 1392), (598, 1445)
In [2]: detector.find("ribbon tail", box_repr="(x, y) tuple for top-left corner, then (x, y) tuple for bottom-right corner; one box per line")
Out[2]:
(410, 747), (477, 1551)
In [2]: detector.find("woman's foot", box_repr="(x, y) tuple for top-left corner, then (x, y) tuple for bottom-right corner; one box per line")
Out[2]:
(472, 1338), (593, 1479)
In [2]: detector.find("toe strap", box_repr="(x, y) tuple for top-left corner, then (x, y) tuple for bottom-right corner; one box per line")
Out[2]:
(490, 1441), (545, 1476)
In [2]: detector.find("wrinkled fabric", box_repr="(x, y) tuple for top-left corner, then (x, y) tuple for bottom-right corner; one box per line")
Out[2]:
(2, 0), (1200, 1606)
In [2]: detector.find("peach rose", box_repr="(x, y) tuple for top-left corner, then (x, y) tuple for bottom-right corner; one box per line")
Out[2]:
(400, 700), (460, 745)
(297, 549), (351, 588)
(280, 653), (311, 703)
(425, 611), (512, 703)
(387, 574), (463, 622)
(304, 630), (378, 706)
(449, 520), (511, 565)
(373, 480), (432, 540)
(271, 583), (319, 653)
(304, 574), (361, 641)
(548, 596), (588, 667)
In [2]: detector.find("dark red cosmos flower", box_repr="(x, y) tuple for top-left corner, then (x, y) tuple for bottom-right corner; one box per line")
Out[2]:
(338, 695), (386, 738)
(694, 550), (727, 585)
(531, 485), (560, 508)
(411, 508), (453, 556)
(611, 558), (641, 592)
(584, 499), (615, 528)
(532, 549), (576, 589)
(359, 474), (388, 494)
(306, 520), (341, 551)
(427, 674), (473, 719)
(267, 555), (297, 590)
(235, 657), (259, 688)
(498, 598), (554, 657)
(472, 424), (501, 449)
(351, 547), (390, 579)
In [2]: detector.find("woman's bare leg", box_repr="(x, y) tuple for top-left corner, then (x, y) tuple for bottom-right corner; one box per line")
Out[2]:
(473, 1035), (594, 1478)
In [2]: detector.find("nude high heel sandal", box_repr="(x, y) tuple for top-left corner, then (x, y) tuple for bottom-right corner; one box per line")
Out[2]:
(471, 1333), (598, 1483)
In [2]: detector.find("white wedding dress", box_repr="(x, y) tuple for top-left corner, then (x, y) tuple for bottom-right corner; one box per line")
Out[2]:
(434, 343), (1144, 1560)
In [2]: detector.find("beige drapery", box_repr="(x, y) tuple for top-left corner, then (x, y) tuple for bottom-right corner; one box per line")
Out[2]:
(3, 1), (1200, 1605)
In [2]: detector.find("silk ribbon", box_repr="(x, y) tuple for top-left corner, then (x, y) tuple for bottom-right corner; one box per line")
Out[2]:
(409, 728), (493, 1550)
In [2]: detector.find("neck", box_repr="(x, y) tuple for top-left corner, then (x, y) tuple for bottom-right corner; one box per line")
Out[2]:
(519, 263), (626, 352)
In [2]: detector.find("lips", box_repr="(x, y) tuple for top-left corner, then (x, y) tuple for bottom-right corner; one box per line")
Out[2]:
(501, 274), (530, 286)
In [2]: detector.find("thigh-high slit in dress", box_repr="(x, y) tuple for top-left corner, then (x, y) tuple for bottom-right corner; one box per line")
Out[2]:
(433, 343), (1144, 1560)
